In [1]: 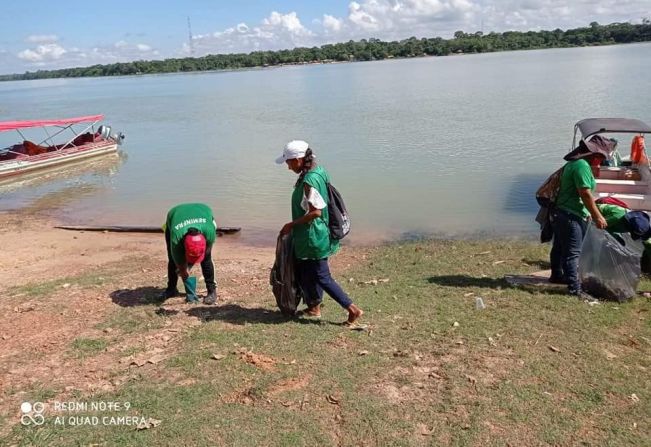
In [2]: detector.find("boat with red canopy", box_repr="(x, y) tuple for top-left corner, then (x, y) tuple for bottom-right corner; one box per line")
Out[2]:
(0, 114), (124, 180)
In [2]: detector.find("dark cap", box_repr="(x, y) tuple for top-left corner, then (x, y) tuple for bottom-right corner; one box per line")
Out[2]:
(624, 211), (651, 240)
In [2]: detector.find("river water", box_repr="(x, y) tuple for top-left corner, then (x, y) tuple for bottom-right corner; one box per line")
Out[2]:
(1, 43), (650, 244)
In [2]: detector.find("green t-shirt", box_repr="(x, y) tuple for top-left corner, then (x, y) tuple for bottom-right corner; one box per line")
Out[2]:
(556, 159), (596, 219)
(291, 165), (339, 260)
(597, 204), (630, 234)
(165, 203), (216, 265)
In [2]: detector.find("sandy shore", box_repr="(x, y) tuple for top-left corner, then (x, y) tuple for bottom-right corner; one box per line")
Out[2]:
(0, 211), (277, 290)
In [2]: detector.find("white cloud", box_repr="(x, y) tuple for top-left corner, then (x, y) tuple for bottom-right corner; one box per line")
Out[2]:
(189, 1), (483, 56)
(323, 14), (344, 33)
(186, 11), (315, 56)
(479, 1), (649, 33)
(18, 43), (67, 63)
(26, 34), (59, 44)
(15, 40), (158, 69)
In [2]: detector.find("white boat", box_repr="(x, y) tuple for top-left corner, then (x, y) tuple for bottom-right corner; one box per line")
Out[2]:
(0, 114), (124, 181)
(572, 118), (651, 210)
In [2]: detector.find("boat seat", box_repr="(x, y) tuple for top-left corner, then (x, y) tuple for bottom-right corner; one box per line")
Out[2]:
(23, 140), (48, 156)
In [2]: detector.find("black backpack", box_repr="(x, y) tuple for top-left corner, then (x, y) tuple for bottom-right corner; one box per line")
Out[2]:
(314, 172), (350, 240)
(324, 182), (351, 240)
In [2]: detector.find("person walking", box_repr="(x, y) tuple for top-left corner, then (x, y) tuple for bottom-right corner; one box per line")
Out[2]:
(161, 203), (218, 304)
(276, 140), (363, 324)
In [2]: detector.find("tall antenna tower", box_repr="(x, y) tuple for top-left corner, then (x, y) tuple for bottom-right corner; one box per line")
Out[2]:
(187, 16), (195, 56)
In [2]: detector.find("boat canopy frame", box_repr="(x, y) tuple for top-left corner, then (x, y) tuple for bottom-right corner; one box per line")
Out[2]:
(572, 118), (651, 150)
(0, 115), (105, 155)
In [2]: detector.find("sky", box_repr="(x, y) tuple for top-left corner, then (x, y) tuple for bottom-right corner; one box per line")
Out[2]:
(0, 0), (649, 74)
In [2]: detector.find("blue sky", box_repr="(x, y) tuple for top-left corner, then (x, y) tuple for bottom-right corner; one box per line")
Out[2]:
(1, 0), (649, 74)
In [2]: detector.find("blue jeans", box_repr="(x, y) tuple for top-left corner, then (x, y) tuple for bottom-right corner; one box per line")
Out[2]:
(550, 208), (587, 294)
(297, 259), (353, 309)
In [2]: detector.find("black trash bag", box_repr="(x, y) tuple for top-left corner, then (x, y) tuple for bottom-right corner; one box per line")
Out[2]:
(579, 225), (643, 302)
(642, 241), (651, 275)
(270, 234), (304, 315)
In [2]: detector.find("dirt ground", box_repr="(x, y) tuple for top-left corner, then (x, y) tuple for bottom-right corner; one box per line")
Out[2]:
(0, 211), (283, 422)
(0, 210), (370, 430)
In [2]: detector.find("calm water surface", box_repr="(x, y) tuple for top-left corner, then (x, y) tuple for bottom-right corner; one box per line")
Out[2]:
(1, 43), (650, 244)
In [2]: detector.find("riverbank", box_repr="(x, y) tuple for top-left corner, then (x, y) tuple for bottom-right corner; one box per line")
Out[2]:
(1, 210), (650, 445)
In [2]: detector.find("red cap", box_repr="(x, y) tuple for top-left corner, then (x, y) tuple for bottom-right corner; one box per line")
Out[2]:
(184, 233), (206, 265)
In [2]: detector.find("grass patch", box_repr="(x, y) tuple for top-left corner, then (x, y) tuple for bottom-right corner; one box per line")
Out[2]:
(4, 239), (650, 446)
(96, 308), (167, 334)
(7, 272), (113, 298)
(69, 337), (108, 359)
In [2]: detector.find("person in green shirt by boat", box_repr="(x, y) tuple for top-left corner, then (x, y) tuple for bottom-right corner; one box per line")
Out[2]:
(597, 203), (651, 241)
(276, 140), (363, 325)
(549, 136), (614, 298)
(161, 203), (218, 304)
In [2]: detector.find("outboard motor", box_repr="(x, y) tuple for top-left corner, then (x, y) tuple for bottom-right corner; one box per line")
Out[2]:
(98, 125), (125, 145)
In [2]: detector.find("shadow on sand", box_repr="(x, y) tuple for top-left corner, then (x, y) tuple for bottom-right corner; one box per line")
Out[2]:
(427, 275), (508, 289)
(110, 286), (169, 307)
(184, 304), (329, 326)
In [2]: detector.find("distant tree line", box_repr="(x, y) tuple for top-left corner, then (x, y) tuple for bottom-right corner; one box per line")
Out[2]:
(2, 21), (650, 81)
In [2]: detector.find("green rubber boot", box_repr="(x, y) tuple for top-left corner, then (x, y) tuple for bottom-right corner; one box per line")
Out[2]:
(183, 276), (199, 303)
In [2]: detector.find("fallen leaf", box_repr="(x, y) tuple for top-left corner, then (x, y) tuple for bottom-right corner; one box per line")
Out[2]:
(548, 345), (561, 353)
(326, 395), (340, 405)
(136, 418), (162, 430)
(212, 354), (225, 360)
(147, 354), (166, 364)
(604, 351), (616, 360)
(419, 424), (434, 436)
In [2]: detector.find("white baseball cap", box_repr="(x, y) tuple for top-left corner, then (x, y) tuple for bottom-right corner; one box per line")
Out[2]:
(275, 140), (309, 164)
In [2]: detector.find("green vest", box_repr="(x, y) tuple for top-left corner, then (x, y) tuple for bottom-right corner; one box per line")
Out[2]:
(556, 159), (595, 219)
(165, 203), (216, 265)
(291, 166), (339, 260)
(597, 204), (630, 234)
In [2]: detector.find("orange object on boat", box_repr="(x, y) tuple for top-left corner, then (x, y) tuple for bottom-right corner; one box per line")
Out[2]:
(630, 135), (647, 164)
(23, 140), (47, 156)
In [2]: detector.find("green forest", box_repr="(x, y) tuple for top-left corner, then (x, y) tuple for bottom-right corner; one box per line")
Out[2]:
(2, 21), (650, 81)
